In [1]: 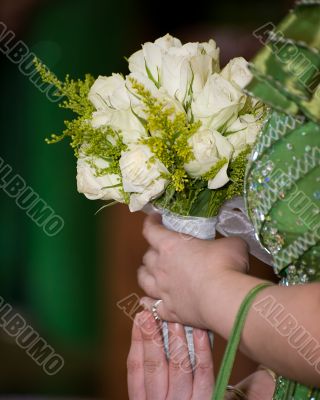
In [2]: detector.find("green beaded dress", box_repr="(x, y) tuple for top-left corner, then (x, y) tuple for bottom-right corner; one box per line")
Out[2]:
(244, 1), (320, 398)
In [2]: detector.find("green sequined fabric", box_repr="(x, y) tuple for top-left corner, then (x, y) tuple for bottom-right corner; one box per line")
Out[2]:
(244, 1), (320, 398)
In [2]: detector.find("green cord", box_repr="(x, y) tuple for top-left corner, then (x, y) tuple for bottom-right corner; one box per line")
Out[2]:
(212, 282), (273, 400)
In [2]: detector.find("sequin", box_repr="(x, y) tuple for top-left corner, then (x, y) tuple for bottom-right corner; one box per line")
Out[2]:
(308, 268), (315, 275)
(251, 150), (259, 161)
(266, 161), (274, 171)
(288, 265), (296, 273)
(313, 191), (320, 200)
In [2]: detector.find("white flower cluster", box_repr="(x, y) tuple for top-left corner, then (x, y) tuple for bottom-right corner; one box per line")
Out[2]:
(77, 34), (262, 211)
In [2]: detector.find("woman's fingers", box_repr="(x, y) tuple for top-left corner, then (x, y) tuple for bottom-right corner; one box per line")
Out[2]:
(139, 311), (168, 400)
(142, 248), (158, 272)
(128, 313), (214, 400)
(137, 267), (160, 299)
(142, 213), (176, 251)
(166, 323), (193, 400)
(192, 329), (214, 400)
(127, 313), (146, 400)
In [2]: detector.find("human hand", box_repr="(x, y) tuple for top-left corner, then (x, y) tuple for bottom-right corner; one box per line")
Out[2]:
(230, 368), (276, 400)
(127, 310), (214, 400)
(138, 214), (249, 328)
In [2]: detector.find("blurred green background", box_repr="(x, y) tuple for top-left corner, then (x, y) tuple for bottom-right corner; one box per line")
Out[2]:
(0, 0), (292, 397)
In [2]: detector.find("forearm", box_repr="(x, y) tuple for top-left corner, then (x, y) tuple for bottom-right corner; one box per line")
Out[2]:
(201, 272), (320, 387)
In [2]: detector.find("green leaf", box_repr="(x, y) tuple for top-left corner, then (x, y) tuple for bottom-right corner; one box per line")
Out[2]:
(94, 201), (118, 215)
(145, 61), (160, 89)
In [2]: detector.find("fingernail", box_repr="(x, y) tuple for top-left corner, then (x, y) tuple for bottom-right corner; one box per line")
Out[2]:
(139, 298), (149, 310)
(194, 328), (205, 339)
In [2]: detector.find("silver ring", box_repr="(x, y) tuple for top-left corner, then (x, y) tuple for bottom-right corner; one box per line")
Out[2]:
(151, 299), (163, 322)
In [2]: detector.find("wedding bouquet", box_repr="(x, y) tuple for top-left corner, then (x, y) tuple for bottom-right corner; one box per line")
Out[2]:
(36, 34), (266, 366)
(36, 34), (265, 220)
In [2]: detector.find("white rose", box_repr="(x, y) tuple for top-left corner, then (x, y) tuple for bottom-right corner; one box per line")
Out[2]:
(221, 57), (252, 89)
(191, 73), (246, 130)
(226, 114), (261, 158)
(128, 34), (182, 84)
(154, 34), (182, 50)
(160, 48), (193, 102)
(88, 74), (134, 111)
(184, 129), (233, 189)
(147, 88), (186, 137)
(129, 179), (168, 212)
(91, 109), (147, 145)
(128, 35), (220, 103)
(128, 43), (162, 85)
(123, 78), (185, 138)
(119, 144), (169, 211)
(200, 39), (220, 60)
(126, 71), (160, 97)
(161, 40), (220, 102)
(190, 40), (220, 95)
(76, 156), (124, 202)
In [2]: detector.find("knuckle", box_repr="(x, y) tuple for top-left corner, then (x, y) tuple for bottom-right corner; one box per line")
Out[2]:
(137, 272), (150, 293)
(143, 251), (156, 268)
(194, 359), (213, 375)
(169, 359), (184, 372)
(170, 352), (192, 373)
(198, 362), (213, 372)
(143, 359), (164, 374)
(179, 357), (193, 373)
(195, 339), (211, 353)
(127, 357), (143, 374)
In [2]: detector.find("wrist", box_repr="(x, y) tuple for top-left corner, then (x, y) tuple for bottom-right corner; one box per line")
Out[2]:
(199, 271), (269, 338)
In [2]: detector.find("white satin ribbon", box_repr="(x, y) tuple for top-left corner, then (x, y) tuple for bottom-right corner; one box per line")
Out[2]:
(216, 197), (273, 266)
